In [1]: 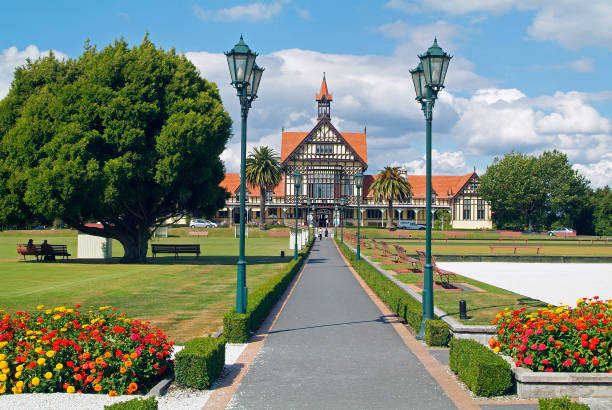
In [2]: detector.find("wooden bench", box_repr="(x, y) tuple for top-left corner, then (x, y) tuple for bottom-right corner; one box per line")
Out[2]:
(489, 245), (541, 255)
(17, 244), (71, 261)
(189, 231), (208, 237)
(444, 231), (466, 242)
(390, 230), (412, 237)
(392, 244), (419, 269)
(379, 241), (398, 261)
(499, 231), (527, 243)
(269, 231), (290, 237)
(151, 244), (200, 259)
(416, 250), (457, 284)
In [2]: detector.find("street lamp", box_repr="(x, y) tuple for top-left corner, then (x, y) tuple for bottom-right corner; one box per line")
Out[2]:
(334, 203), (338, 237)
(340, 197), (346, 244)
(226, 35), (264, 314)
(293, 170), (302, 260)
(410, 38), (451, 340)
(311, 201), (316, 240)
(354, 172), (364, 260)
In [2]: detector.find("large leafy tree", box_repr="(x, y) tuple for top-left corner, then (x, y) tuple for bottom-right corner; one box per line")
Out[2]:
(591, 186), (612, 236)
(0, 37), (232, 262)
(370, 166), (412, 230)
(245, 146), (282, 230)
(479, 150), (591, 232)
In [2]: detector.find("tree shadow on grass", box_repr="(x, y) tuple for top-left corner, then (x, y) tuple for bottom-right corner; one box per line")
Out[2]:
(438, 298), (548, 320)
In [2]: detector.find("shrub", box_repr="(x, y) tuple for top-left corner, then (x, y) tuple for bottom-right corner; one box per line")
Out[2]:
(425, 320), (450, 347)
(105, 397), (158, 409)
(538, 396), (589, 410)
(336, 239), (423, 332)
(0, 305), (173, 396)
(174, 337), (225, 389)
(490, 297), (612, 373)
(449, 338), (512, 397)
(223, 240), (313, 343)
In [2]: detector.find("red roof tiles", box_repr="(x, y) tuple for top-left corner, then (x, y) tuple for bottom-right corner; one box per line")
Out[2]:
(364, 173), (476, 199)
(220, 173), (285, 197)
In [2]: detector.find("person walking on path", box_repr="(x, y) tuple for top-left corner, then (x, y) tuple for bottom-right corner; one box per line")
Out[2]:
(226, 238), (458, 409)
(324, 227), (328, 239)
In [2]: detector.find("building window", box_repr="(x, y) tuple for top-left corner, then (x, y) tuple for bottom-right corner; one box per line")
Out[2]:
(477, 199), (485, 220)
(341, 177), (352, 197)
(218, 210), (228, 218)
(268, 208), (278, 217)
(265, 191), (273, 202)
(315, 144), (333, 154)
(366, 209), (382, 219)
(463, 199), (471, 220)
(344, 209), (353, 219)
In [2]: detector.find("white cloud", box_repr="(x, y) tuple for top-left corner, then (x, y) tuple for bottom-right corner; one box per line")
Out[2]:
(573, 155), (612, 189)
(193, 1), (286, 22)
(532, 58), (595, 73)
(414, 0), (612, 50)
(397, 149), (471, 175)
(384, 0), (420, 14)
(0, 45), (68, 98)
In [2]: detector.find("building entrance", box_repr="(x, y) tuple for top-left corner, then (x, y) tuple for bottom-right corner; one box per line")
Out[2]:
(316, 210), (331, 227)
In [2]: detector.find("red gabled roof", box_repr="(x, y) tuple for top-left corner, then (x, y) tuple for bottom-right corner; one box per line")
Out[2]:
(363, 172), (476, 199)
(220, 173), (285, 197)
(280, 132), (308, 163)
(315, 74), (333, 101)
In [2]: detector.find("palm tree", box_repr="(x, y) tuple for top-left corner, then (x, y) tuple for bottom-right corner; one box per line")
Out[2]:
(245, 146), (282, 230)
(371, 166), (412, 230)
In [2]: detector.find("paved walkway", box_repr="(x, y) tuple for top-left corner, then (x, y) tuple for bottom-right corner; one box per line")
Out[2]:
(227, 238), (457, 410)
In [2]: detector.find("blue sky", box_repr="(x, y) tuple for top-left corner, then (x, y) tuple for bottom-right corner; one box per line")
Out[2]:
(2, 1), (611, 187)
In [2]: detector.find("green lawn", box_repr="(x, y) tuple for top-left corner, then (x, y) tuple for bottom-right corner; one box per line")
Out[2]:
(1, 228), (294, 343)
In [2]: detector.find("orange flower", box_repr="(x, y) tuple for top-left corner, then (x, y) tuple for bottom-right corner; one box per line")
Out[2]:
(128, 382), (138, 393)
(109, 390), (117, 397)
(130, 352), (138, 359)
(104, 352), (112, 359)
(119, 367), (127, 374)
(124, 360), (132, 368)
(546, 325), (555, 331)
(94, 384), (102, 392)
(95, 357), (104, 365)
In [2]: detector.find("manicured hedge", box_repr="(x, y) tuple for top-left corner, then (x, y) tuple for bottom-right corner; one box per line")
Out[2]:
(104, 397), (158, 409)
(449, 338), (512, 397)
(336, 239), (423, 333)
(425, 319), (450, 347)
(223, 240), (313, 343)
(174, 337), (226, 389)
(538, 396), (589, 410)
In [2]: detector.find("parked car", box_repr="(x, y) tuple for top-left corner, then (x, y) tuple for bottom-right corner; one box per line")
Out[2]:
(397, 220), (426, 230)
(547, 227), (575, 236)
(189, 219), (218, 228)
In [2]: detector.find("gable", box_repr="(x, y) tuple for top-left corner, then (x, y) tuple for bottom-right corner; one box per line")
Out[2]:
(280, 119), (367, 167)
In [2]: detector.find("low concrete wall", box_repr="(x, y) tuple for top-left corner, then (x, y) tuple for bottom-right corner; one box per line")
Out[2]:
(500, 356), (612, 399)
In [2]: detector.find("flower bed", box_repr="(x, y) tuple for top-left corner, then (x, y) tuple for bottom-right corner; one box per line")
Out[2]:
(0, 305), (173, 396)
(490, 297), (611, 373)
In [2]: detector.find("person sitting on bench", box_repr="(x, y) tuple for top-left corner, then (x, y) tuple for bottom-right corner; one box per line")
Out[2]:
(41, 240), (55, 261)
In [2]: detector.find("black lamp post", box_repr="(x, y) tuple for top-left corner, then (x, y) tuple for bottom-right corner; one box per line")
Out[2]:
(311, 201), (316, 240)
(354, 172), (364, 260)
(410, 38), (451, 340)
(340, 197), (346, 244)
(293, 170), (302, 260)
(225, 36), (264, 314)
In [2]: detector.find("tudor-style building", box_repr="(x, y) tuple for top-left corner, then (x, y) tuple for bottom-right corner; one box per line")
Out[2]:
(216, 76), (492, 229)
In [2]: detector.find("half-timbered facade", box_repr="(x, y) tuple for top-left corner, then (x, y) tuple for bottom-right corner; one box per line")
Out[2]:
(215, 76), (492, 229)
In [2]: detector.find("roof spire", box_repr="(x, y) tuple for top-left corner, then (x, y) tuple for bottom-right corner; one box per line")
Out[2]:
(316, 73), (333, 101)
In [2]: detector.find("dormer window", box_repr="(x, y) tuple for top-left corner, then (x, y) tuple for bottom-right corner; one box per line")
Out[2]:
(266, 191), (273, 202)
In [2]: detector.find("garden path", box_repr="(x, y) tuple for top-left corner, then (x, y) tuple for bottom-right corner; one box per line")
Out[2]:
(226, 238), (458, 410)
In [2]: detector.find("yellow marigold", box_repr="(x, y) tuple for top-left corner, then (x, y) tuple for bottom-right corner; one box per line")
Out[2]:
(14, 371), (22, 379)
(0, 374), (6, 382)
(66, 308), (74, 313)
(95, 357), (104, 364)
(0, 341), (7, 348)
(60, 328), (67, 332)
(494, 346), (500, 353)
(55, 363), (63, 370)
(16, 365), (23, 372)
(34, 347), (42, 354)
(0, 385), (5, 394)
(37, 358), (46, 366)
(67, 386), (75, 394)
(31, 377), (40, 386)
(26, 330), (33, 335)
(2, 368), (9, 374)
(0, 361), (7, 370)
(36, 305), (44, 310)
(44, 372), (52, 379)
(46, 350), (55, 358)
(52, 315), (61, 321)
(45, 309), (52, 314)
(15, 381), (24, 388)
(0, 354), (5, 361)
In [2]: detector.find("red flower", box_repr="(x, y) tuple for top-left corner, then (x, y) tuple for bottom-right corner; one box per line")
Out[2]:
(593, 358), (600, 366)
(579, 357), (587, 365)
(66, 361), (74, 368)
(542, 359), (549, 365)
